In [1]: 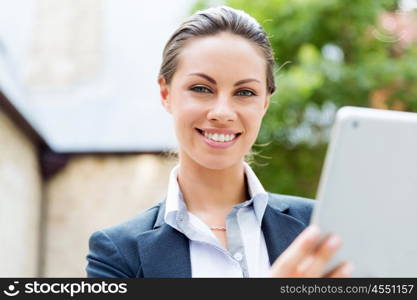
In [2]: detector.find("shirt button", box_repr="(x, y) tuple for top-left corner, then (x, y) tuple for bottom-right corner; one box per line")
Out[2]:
(233, 252), (243, 261)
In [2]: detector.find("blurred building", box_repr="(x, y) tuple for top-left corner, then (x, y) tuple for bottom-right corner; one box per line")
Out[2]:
(0, 0), (192, 277)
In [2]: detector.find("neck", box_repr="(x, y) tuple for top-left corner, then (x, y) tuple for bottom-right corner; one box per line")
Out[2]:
(177, 155), (249, 214)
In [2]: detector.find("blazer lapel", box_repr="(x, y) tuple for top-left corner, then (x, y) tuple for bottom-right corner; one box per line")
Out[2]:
(262, 199), (307, 265)
(136, 203), (192, 277)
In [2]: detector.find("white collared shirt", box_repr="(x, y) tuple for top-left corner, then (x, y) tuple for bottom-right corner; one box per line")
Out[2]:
(164, 162), (271, 277)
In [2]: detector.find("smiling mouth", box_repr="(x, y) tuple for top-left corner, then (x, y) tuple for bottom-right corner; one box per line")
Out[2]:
(195, 128), (242, 143)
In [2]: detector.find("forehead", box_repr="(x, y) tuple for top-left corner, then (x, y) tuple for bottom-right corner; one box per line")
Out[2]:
(174, 32), (266, 82)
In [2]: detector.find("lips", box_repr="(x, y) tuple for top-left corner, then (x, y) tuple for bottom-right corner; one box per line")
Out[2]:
(196, 128), (242, 135)
(195, 128), (242, 149)
(196, 128), (241, 139)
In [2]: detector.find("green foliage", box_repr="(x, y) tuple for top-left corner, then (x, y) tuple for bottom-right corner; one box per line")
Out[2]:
(190, 0), (417, 198)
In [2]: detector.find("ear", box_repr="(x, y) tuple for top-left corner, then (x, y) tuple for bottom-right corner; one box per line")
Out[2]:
(262, 94), (270, 116)
(158, 76), (172, 114)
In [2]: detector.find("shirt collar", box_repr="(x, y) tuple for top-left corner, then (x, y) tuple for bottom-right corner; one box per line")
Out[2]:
(165, 164), (182, 218)
(243, 161), (267, 198)
(164, 162), (268, 225)
(243, 161), (269, 223)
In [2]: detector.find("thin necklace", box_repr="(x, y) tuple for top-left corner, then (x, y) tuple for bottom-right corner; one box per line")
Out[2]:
(210, 226), (226, 231)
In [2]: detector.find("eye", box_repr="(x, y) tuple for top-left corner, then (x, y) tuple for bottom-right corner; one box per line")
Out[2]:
(236, 89), (256, 97)
(190, 86), (212, 94)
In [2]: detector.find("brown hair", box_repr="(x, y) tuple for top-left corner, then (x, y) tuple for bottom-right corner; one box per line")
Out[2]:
(158, 5), (276, 94)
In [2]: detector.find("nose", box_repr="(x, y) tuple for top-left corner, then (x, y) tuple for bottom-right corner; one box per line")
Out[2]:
(206, 94), (237, 123)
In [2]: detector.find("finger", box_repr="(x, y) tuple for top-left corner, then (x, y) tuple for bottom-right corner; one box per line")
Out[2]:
(270, 225), (321, 276)
(325, 262), (354, 278)
(302, 234), (342, 277)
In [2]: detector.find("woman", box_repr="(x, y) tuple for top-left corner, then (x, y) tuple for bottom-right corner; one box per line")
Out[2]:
(86, 6), (353, 278)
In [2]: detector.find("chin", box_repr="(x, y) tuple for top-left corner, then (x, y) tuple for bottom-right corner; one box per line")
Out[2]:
(193, 154), (243, 171)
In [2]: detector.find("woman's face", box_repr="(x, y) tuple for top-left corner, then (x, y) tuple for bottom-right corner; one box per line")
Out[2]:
(159, 31), (270, 170)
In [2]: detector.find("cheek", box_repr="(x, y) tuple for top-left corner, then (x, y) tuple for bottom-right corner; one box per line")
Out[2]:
(242, 113), (264, 148)
(244, 107), (265, 132)
(171, 101), (202, 135)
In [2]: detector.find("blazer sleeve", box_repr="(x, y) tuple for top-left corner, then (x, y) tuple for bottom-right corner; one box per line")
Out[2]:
(86, 230), (134, 278)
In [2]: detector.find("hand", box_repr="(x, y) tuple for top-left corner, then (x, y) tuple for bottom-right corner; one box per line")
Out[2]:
(268, 225), (354, 277)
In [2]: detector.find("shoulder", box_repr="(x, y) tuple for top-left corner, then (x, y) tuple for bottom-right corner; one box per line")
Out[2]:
(267, 192), (315, 225)
(86, 203), (162, 277)
(99, 203), (162, 239)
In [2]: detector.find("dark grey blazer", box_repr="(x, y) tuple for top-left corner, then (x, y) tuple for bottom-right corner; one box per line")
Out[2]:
(86, 193), (314, 277)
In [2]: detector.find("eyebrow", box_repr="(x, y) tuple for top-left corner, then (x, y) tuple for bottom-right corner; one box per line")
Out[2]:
(188, 73), (260, 86)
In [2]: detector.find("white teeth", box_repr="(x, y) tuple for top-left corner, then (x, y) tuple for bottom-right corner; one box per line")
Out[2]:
(203, 131), (236, 142)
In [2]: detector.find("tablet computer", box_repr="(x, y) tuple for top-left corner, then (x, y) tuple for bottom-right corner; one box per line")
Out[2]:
(310, 106), (417, 277)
